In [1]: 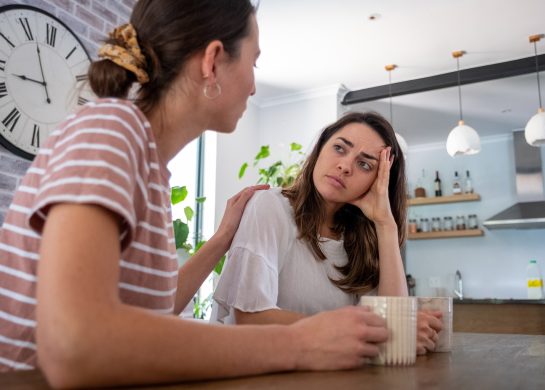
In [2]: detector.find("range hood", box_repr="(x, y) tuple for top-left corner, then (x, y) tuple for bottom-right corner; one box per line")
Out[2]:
(483, 131), (545, 230)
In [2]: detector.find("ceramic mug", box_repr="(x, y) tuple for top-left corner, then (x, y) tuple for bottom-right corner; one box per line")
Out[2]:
(359, 296), (417, 365)
(417, 296), (453, 352)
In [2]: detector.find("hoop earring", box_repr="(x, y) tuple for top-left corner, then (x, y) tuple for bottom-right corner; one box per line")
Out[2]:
(203, 82), (222, 99)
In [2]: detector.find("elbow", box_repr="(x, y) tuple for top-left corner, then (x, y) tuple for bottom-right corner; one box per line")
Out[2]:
(37, 318), (97, 389)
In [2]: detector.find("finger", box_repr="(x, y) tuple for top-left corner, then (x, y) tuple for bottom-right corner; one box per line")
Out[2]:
(360, 343), (381, 358)
(231, 184), (269, 206)
(427, 315), (444, 332)
(376, 148), (391, 189)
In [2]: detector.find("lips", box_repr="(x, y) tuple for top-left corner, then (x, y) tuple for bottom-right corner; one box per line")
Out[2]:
(325, 175), (345, 189)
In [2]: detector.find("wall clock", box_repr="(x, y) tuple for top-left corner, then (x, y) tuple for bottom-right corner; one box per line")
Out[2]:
(0, 4), (94, 160)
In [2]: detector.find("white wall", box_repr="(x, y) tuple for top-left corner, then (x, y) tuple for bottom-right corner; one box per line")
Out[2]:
(405, 135), (545, 299)
(258, 93), (338, 159)
(214, 102), (260, 229)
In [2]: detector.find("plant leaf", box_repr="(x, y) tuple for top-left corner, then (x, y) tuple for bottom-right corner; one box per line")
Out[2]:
(290, 142), (302, 151)
(238, 162), (248, 179)
(254, 145), (270, 162)
(171, 186), (188, 205)
(214, 255), (226, 275)
(184, 206), (194, 222)
(173, 219), (189, 249)
(196, 197), (206, 203)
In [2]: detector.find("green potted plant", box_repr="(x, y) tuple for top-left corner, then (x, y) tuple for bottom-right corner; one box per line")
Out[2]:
(171, 186), (224, 319)
(238, 142), (304, 187)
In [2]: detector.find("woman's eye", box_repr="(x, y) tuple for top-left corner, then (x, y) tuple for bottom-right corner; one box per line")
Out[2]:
(333, 144), (344, 153)
(358, 161), (371, 171)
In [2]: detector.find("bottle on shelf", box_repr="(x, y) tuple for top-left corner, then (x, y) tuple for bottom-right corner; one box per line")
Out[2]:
(414, 169), (427, 198)
(468, 214), (478, 229)
(452, 171), (462, 195)
(527, 260), (544, 299)
(434, 171), (442, 197)
(464, 170), (474, 194)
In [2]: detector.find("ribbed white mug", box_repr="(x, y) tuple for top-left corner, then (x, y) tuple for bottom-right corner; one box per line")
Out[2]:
(417, 297), (453, 352)
(359, 296), (417, 366)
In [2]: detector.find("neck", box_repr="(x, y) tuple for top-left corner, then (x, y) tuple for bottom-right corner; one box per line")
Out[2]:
(320, 201), (342, 239)
(146, 90), (207, 163)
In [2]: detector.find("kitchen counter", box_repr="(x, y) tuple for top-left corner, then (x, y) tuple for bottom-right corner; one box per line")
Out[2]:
(454, 298), (545, 304)
(453, 299), (544, 334)
(1, 333), (543, 389)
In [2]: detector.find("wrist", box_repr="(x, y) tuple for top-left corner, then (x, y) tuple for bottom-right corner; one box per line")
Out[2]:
(374, 219), (398, 233)
(209, 229), (232, 254)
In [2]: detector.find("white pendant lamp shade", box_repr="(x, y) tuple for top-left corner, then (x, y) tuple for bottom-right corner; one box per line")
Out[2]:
(525, 108), (545, 146)
(395, 132), (409, 157)
(446, 120), (481, 157)
(525, 34), (545, 146)
(447, 50), (480, 157)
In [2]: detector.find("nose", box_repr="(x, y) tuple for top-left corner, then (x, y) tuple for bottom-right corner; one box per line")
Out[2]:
(337, 158), (351, 175)
(250, 82), (256, 96)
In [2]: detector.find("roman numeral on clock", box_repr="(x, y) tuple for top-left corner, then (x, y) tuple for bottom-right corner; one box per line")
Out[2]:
(18, 17), (33, 41)
(31, 124), (40, 148)
(77, 96), (89, 106)
(0, 59), (5, 72)
(0, 82), (7, 99)
(66, 46), (76, 60)
(75, 74), (87, 82)
(0, 32), (15, 48)
(46, 23), (57, 47)
(2, 107), (21, 132)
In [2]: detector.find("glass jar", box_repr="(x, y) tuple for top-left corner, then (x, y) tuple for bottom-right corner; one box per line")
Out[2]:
(443, 216), (454, 231)
(408, 219), (417, 234)
(431, 217), (441, 232)
(468, 214), (478, 229)
(420, 218), (430, 233)
(456, 215), (466, 230)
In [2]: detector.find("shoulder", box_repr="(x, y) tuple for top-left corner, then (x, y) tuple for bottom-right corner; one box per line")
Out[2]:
(67, 98), (149, 135)
(244, 187), (293, 220)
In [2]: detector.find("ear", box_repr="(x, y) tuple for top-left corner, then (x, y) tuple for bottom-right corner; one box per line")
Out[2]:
(201, 40), (224, 83)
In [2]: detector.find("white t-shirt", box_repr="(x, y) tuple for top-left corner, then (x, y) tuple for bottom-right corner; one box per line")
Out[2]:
(211, 187), (364, 324)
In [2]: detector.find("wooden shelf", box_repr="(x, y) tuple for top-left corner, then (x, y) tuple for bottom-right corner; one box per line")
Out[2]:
(408, 193), (480, 206)
(408, 229), (484, 240)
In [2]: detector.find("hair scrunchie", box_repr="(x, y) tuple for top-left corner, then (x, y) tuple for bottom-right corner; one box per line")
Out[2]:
(98, 23), (149, 84)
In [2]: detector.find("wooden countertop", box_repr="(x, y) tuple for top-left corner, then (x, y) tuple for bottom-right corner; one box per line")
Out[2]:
(454, 298), (545, 304)
(1, 333), (544, 389)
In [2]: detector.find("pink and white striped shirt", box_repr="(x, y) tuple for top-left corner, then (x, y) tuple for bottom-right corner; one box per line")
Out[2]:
(0, 98), (178, 371)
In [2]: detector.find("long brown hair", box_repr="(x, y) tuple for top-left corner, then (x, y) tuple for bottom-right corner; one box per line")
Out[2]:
(88, 0), (256, 114)
(282, 112), (407, 294)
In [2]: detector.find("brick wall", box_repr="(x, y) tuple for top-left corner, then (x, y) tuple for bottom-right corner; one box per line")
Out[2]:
(0, 0), (137, 225)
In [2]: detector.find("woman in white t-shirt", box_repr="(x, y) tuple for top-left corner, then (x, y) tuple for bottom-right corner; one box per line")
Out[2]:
(213, 111), (443, 354)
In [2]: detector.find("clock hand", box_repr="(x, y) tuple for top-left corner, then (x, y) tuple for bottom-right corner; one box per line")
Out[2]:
(36, 44), (51, 104)
(12, 74), (46, 86)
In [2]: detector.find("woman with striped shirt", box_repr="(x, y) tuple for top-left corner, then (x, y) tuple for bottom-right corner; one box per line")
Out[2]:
(0, 0), (390, 388)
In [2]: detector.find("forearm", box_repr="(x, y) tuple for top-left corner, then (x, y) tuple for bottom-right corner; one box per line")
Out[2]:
(39, 302), (297, 388)
(375, 223), (408, 296)
(235, 308), (306, 325)
(175, 232), (230, 313)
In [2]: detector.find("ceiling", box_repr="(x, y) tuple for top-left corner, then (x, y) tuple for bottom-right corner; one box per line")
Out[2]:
(252, 0), (545, 145)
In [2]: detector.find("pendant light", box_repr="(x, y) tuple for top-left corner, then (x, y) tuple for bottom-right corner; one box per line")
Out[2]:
(524, 34), (545, 146)
(446, 51), (481, 157)
(385, 64), (408, 157)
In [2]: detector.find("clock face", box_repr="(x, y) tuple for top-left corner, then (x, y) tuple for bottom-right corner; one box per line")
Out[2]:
(0, 5), (94, 160)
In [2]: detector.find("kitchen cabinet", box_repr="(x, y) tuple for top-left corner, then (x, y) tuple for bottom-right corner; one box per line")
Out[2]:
(408, 193), (484, 240)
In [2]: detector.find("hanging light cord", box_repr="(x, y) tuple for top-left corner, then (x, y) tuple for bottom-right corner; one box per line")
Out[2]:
(456, 57), (464, 121)
(534, 41), (543, 108)
(388, 70), (394, 125)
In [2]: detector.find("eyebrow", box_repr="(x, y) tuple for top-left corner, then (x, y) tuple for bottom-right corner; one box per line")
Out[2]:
(336, 137), (379, 161)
